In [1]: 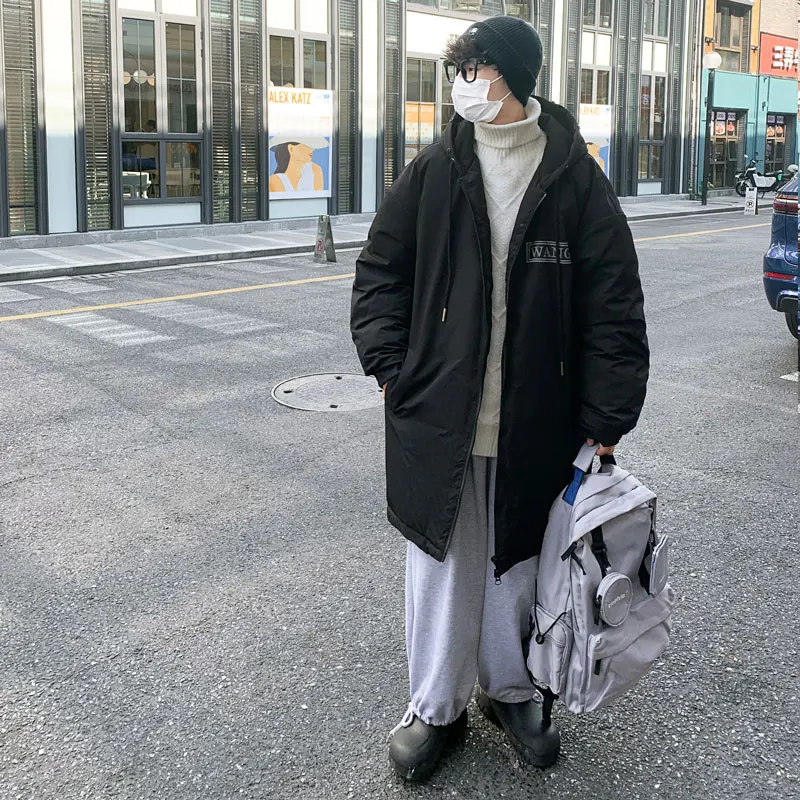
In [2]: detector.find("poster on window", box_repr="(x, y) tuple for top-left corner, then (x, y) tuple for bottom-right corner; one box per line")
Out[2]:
(268, 88), (333, 199)
(579, 104), (612, 178)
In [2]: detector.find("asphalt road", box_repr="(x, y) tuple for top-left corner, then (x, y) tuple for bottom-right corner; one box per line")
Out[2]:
(1, 213), (797, 800)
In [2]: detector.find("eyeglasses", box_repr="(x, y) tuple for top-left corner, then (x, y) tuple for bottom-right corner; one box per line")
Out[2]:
(444, 58), (490, 84)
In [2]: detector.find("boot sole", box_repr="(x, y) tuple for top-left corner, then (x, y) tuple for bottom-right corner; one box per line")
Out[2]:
(389, 712), (467, 783)
(476, 691), (560, 769)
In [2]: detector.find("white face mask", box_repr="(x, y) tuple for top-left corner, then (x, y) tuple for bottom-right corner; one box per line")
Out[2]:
(451, 73), (512, 124)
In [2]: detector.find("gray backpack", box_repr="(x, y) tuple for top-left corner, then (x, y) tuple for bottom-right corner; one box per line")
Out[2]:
(526, 444), (675, 715)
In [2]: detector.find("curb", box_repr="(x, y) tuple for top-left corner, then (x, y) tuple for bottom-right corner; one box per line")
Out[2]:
(0, 238), (369, 283)
(625, 205), (744, 223)
(0, 205), (751, 283)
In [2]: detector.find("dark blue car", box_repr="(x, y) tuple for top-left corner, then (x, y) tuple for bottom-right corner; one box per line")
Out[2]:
(763, 177), (798, 339)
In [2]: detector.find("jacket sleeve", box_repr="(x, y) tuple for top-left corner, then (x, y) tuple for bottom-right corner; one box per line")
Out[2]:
(571, 157), (649, 447)
(350, 160), (419, 388)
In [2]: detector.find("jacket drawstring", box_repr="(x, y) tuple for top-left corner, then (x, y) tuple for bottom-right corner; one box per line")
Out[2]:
(554, 182), (565, 378)
(442, 156), (457, 323)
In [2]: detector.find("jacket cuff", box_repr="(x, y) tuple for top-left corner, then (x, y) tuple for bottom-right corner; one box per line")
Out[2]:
(374, 366), (401, 389)
(582, 428), (622, 447)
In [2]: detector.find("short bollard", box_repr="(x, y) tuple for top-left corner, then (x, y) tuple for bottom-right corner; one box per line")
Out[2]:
(314, 214), (337, 263)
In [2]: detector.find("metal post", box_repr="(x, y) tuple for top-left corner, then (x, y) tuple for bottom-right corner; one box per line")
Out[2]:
(701, 68), (715, 206)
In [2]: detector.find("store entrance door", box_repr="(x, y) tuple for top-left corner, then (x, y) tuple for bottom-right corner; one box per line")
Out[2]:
(710, 110), (746, 189)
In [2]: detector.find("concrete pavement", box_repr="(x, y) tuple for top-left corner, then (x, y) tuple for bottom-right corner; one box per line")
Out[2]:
(0, 213), (797, 799)
(0, 195), (747, 283)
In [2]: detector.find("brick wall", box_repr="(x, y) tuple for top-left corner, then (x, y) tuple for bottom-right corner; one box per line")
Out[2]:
(759, 0), (797, 37)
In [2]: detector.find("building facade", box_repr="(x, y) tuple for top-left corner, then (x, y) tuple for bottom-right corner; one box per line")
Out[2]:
(0, 1), (738, 241)
(698, 0), (799, 191)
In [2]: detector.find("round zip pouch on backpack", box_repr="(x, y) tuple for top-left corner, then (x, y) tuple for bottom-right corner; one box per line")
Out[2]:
(595, 573), (633, 627)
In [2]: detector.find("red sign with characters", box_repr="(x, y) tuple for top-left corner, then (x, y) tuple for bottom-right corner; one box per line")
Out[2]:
(759, 33), (799, 78)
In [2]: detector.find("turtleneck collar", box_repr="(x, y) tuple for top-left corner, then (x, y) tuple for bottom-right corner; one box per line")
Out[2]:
(473, 98), (543, 150)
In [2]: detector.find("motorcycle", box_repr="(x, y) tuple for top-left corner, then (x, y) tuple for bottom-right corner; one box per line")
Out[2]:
(735, 153), (798, 197)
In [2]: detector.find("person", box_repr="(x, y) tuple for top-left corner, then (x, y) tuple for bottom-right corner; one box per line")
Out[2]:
(269, 138), (325, 193)
(350, 15), (649, 784)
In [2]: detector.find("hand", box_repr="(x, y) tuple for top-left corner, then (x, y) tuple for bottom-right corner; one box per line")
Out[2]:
(382, 383), (387, 399)
(587, 438), (615, 457)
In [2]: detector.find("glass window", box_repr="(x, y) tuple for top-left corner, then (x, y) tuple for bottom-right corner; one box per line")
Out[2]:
(580, 69), (593, 104)
(595, 34), (612, 66)
(638, 145), (649, 180)
(652, 76), (665, 140)
(650, 145), (663, 179)
(162, 0), (197, 14)
(166, 23), (197, 134)
(165, 142), (201, 197)
(656, 0), (669, 38)
(303, 39), (327, 89)
(639, 75), (651, 135)
(270, 35), (295, 87)
(441, 71), (454, 134)
(598, 0), (612, 28)
(715, 2), (749, 73)
(584, 0), (612, 28)
(122, 141), (160, 198)
(122, 18), (157, 132)
(596, 70), (610, 104)
(405, 58), (436, 165)
(643, 0), (655, 37)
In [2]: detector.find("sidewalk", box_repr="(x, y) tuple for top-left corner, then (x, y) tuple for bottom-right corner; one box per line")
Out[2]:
(0, 195), (746, 283)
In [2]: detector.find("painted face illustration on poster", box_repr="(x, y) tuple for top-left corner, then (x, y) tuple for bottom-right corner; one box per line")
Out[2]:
(267, 88), (333, 199)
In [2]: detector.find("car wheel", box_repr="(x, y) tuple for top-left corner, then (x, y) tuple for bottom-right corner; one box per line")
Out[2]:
(786, 310), (800, 340)
(735, 180), (747, 197)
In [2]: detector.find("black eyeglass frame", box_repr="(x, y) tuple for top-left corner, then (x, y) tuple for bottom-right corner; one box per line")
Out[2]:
(444, 58), (494, 84)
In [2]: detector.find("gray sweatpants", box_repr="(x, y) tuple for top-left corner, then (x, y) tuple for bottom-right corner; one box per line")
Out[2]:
(405, 456), (540, 726)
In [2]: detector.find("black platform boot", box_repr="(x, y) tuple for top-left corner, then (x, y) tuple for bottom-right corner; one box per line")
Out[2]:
(477, 688), (561, 768)
(388, 707), (468, 783)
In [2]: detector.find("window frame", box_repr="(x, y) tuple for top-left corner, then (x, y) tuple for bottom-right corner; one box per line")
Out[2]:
(404, 54), (438, 165)
(638, 70), (668, 183)
(267, 27), (331, 91)
(117, 6), (203, 205)
(580, 2), (614, 106)
(713, 1), (750, 74)
(582, 0), (613, 30)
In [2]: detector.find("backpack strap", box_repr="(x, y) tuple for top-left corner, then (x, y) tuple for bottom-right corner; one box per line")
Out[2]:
(590, 526), (611, 576)
(539, 687), (556, 728)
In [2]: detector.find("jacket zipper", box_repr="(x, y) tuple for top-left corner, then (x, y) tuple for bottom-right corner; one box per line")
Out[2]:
(492, 192), (548, 583)
(442, 152), (489, 563)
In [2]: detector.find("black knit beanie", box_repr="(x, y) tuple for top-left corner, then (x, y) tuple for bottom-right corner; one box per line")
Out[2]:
(465, 16), (543, 105)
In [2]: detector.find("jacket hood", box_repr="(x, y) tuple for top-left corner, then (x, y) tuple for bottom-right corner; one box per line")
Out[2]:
(443, 98), (588, 188)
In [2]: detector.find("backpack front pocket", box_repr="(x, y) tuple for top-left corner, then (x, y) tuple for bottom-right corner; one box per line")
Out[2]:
(581, 585), (675, 713)
(527, 604), (573, 697)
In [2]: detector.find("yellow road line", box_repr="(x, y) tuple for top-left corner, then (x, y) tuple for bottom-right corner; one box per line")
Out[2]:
(0, 221), (773, 324)
(634, 222), (770, 242)
(0, 272), (356, 323)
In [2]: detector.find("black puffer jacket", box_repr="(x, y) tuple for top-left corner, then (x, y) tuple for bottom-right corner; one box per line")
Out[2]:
(351, 99), (649, 579)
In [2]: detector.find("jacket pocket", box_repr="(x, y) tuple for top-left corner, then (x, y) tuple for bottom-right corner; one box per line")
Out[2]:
(580, 585), (675, 713)
(527, 604), (573, 697)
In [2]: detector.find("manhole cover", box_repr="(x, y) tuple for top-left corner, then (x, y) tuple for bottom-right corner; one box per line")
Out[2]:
(272, 373), (383, 411)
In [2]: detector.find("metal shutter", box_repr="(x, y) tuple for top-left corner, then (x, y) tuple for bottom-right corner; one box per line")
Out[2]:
(666, 0), (685, 193)
(535, 0), (551, 99)
(210, 0), (233, 223)
(564, 0), (580, 115)
(625, 0), (643, 196)
(337, 0), (359, 213)
(382, 0), (402, 194)
(78, 0), (113, 231)
(239, 0), (261, 221)
(612, 0), (629, 195)
(2, 0), (39, 235)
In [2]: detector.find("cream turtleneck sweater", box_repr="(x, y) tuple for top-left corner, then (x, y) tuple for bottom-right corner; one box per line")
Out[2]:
(472, 98), (547, 458)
